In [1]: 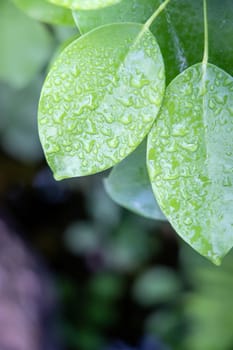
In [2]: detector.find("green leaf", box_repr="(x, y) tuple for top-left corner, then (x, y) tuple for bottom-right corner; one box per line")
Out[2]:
(47, 0), (121, 10)
(72, 0), (158, 34)
(147, 63), (233, 265)
(104, 141), (166, 220)
(38, 23), (165, 180)
(0, 0), (52, 88)
(13, 0), (75, 26)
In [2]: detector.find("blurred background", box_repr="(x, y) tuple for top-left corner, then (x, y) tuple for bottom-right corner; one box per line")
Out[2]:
(1, 1), (233, 350)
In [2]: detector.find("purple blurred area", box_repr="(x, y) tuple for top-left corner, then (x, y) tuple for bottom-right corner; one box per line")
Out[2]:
(0, 220), (58, 350)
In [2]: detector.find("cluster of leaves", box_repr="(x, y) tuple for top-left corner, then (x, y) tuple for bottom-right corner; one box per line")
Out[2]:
(11, 0), (233, 264)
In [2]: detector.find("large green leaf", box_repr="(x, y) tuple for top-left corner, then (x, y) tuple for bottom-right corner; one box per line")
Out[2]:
(104, 142), (166, 220)
(0, 0), (52, 88)
(147, 63), (233, 264)
(38, 23), (165, 180)
(47, 0), (121, 10)
(13, 0), (75, 26)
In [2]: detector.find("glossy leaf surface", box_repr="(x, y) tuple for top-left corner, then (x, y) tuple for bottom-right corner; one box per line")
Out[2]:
(167, 0), (233, 75)
(104, 142), (166, 220)
(38, 23), (165, 180)
(13, 0), (74, 26)
(48, 0), (121, 10)
(0, 0), (52, 88)
(147, 63), (233, 264)
(72, 0), (157, 34)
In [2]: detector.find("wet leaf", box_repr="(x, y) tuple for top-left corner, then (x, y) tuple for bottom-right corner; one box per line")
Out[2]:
(0, 0), (52, 88)
(38, 23), (165, 180)
(48, 0), (121, 10)
(147, 63), (233, 264)
(104, 142), (166, 220)
(13, 0), (75, 26)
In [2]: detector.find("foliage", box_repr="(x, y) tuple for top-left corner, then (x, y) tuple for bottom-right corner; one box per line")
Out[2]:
(6, 0), (233, 264)
(182, 247), (233, 350)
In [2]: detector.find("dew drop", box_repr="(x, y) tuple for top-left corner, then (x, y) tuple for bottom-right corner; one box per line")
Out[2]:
(184, 217), (193, 225)
(107, 138), (119, 148)
(120, 114), (133, 125)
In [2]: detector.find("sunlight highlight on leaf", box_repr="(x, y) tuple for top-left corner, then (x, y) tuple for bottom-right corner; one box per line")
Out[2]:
(48, 0), (121, 10)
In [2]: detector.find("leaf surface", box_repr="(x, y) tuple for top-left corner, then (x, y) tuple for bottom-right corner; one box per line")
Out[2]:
(167, 0), (233, 75)
(38, 23), (165, 180)
(13, 0), (75, 26)
(147, 63), (233, 264)
(104, 142), (166, 220)
(47, 0), (121, 10)
(72, 0), (157, 34)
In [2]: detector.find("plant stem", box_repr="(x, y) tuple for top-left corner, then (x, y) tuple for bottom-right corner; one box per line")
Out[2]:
(143, 0), (171, 31)
(202, 0), (209, 65)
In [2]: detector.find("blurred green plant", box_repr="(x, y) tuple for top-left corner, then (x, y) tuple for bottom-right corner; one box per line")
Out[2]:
(181, 247), (233, 350)
(0, 79), (44, 162)
(132, 267), (181, 306)
(0, 0), (53, 88)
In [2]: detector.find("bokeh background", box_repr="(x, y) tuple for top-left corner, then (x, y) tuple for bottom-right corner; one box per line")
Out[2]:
(1, 1), (233, 350)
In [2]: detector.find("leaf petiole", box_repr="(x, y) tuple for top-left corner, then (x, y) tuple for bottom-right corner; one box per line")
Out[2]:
(143, 0), (171, 31)
(202, 0), (209, 66)
(134, 0), (171, 44)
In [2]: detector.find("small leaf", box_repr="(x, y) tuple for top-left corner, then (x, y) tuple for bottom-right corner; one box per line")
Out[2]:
(48, 0), (121, 10)
(38, 23), (165, 180)
(104, 141), (166, 220)
(13, 0), (75, 26)
(0, 0), (52, 88)
(147, 63), (233, 264)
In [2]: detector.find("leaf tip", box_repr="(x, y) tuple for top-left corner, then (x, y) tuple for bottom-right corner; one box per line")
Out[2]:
(53, 172), (66, 181)
(209, 256), (222, 267)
